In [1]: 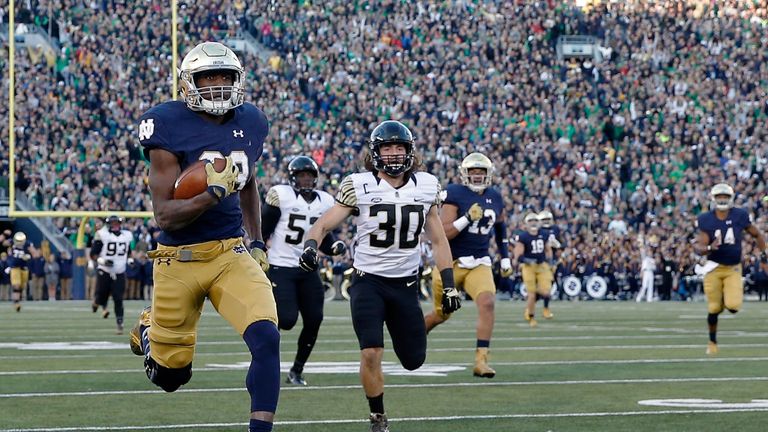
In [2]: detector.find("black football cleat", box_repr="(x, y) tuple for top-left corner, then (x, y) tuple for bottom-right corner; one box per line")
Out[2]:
(285, 369), (307, 386)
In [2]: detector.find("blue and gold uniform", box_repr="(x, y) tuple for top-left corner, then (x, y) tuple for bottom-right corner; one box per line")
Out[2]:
(138, 100), (276, 369)
(696, 207), (750, 314)
(515, 230), (553, 295)
(432, 183), (507, 318)
(9, 233), (31, 312)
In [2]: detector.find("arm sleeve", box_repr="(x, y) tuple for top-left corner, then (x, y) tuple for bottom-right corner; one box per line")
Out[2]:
(261, 204), (282, 240)
(335, 176), (357, 208)
(90, 240), (104, 260)
(494, 221), (510, 258)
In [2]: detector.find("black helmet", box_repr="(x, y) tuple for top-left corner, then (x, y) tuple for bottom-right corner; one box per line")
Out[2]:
(288, 156), (319, 194)
(106, 215), (123, 233)
(368, 120), (414, 176)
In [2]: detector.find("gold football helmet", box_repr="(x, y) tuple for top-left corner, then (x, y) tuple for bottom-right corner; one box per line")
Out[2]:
(460, 153), (494, 193)
(12, 232), (26, 247)
(710, 183), (734, 211)
(179, 42), (245, 116)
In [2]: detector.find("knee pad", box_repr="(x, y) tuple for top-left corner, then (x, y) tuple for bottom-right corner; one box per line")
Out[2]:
(707, 313), (719, 326)
(145, 356), (192, 393)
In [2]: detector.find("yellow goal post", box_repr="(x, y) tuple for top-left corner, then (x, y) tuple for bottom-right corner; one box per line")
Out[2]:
(5, 0), (181, 298)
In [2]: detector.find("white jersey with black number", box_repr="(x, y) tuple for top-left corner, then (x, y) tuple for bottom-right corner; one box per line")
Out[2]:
(266, 185), (335, 267)
(95, 227), (133, 274)
(336, 171), (441, 278)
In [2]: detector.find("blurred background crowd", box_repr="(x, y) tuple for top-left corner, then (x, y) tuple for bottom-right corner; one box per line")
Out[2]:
(1, 0), (767, 301)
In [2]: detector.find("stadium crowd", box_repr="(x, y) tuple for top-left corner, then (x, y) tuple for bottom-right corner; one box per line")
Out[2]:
(2, 0), (768, 300)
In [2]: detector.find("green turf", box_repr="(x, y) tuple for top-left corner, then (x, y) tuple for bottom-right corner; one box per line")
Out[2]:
(1, 299), (767, 431)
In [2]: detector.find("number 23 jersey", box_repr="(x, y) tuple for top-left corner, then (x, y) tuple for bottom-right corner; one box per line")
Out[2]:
(337, 172), (441, 278)
(265, 185), (335, 267)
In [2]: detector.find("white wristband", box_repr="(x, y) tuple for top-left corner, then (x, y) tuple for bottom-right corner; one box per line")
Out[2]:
(452, 216), (470, 232)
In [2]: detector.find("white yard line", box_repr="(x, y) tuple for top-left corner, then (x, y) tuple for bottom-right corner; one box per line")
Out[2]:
(2, 376), (768, 398)
(3, 407), (768, 431)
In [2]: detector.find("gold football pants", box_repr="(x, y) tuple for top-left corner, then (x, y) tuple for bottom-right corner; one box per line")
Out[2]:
(703, 264), (742, 314)
(149, 238), (277, 369)
(432, 262), (495, 319)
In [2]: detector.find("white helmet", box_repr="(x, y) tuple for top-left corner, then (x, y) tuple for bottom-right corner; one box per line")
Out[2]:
(524, 212), (540, 234)
(460, 152), (494, 193)
(538, 210), (554, 228)
(179, 42), (245, 116)
(710, 183), (734, 211)
(13, 232), (26, 247)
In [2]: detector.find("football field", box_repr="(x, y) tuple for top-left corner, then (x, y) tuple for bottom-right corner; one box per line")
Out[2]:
(1, 299), (768, 432)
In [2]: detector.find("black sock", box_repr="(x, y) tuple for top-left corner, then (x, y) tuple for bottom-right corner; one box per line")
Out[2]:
(367, 393), (384, 414)
(476, 339), (490, 349)
(709, 331), (717, 343)
(543, 296), (550, 308)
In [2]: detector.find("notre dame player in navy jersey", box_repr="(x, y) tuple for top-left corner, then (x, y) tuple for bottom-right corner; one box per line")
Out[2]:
(262, 155), (346, 386)
(695, 183), (765, 355)
(298, 121), (459, 432)
(9, 232), (34, 312)
(423, 152), (510, 379)
(537, 210), (561, 318)
(133, 42), (279, 432)
(514, 212), (553, 328)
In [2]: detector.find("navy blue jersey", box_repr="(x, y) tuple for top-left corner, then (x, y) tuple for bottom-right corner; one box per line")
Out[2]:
(8, 242), (31, 268)
(139, 101), (269, 246)
(540, 225), (562, 246)
(697, 207), (751, 265)
(514, 231), (547, 263)
(443, 184), (505, 259)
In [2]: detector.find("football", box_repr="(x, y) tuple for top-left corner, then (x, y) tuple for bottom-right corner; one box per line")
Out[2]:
(173, 158), (227, 199)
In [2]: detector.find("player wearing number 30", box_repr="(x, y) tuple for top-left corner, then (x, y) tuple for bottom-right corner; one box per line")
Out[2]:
(695, 183), (766, 356)
(136, 42), (279, 432)
(423, 152), (509, 379)
(262, 155), (346, 386)
(299, 120), (457, 432)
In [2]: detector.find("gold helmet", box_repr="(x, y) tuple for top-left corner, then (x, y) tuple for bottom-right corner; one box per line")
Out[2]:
(460, 152), (494, 193)
(710, 183), (734, 211)
(538, 210), (554, 228)
(13, 232), (26, 247)
(179, 42), (245, 116)
(524, 212), (540, 234)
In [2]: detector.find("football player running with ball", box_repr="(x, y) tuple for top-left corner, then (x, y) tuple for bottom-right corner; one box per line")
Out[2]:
(299, 120), (459, 432)
(134, 42), (280, 432)
(423, 152), (510, 379)
(695, 183), (766, 355)
(262, 155), (346, 386)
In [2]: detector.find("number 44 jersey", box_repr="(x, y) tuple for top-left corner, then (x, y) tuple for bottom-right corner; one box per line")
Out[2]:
(265, 185), (335, 268)
(337, 171), (441, 278)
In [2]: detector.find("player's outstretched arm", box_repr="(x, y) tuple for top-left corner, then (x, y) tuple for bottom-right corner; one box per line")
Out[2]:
(148, 149), (219, 231)
(299, 204), (353, 272)
(440, 203), (461, 240)
(240, 171), (264, 244)
(746, 224), (767, 256)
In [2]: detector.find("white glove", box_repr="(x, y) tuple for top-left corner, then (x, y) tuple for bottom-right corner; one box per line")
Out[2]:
(4, 267), (9, 274)
(500, 258), (513, 278)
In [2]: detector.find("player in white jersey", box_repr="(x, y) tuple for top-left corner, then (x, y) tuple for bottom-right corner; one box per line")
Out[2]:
(90, 215), (133, 334)
(298, 121), (459, 432)
(262, 155), (346, 386)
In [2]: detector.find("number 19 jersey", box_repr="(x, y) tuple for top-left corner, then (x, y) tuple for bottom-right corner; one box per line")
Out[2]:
(265, 185), (335, 268)
(337, 172), (441, 278)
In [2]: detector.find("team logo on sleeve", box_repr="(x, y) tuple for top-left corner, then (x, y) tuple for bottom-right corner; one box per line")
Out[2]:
(139, 119), (155, 140)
